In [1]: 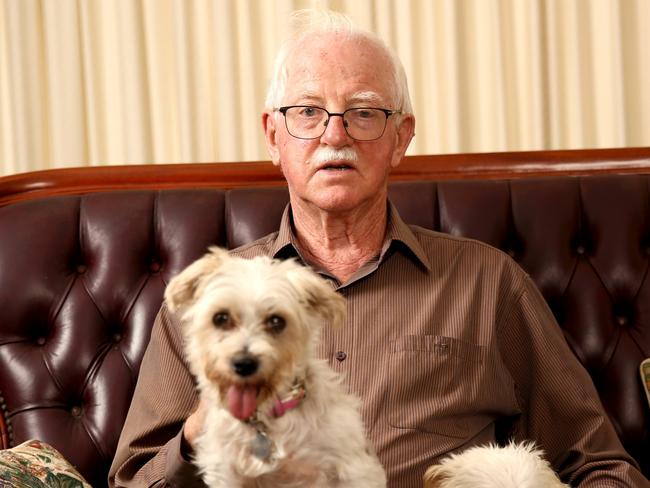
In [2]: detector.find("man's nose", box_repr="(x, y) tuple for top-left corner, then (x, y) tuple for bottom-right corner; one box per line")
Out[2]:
(320, 114), (352, 146)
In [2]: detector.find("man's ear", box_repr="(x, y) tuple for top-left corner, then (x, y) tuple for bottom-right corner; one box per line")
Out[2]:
(390, 114), (415, 168)
(262, 111), (281, 167)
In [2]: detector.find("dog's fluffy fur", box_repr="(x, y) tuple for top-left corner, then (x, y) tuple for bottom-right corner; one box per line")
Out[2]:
(165, 247), (386, 487)
(423, 442), (570, 488)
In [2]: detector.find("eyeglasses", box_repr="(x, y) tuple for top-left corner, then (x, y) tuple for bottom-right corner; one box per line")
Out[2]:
(276, 105), (401, 141)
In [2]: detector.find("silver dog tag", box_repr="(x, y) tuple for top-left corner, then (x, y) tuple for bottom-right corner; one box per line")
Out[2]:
(250, 429), (273, 461)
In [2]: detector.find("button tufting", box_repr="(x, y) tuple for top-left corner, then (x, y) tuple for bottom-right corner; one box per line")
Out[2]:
(616, 315), (628, 326)
(113, 332), (122, 343)
(36, 337), (46, 346)
(335, 351), (347, 362)
(70, 406), (82, 418)
(76, 264), (87, 274)
(149, 262), (161, 273)
(576, 245), (586, 255)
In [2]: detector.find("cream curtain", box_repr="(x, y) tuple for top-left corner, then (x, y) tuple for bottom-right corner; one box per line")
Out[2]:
(0, 0), (649, 176)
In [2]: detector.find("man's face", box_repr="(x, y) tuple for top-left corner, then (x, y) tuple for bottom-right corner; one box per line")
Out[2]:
(263, 33), (414, 214)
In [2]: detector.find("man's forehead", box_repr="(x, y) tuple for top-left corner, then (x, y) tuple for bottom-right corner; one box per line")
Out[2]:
(283, 34), (393, 105)
(287, 32), (388, 67)
(289, 88), (385, 105)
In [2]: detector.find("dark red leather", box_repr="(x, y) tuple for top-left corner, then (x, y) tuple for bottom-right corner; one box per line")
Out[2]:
(1, 176), (649, 485)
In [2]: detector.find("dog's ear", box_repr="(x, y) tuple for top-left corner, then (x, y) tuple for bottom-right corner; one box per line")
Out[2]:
(165, 246), (228, 312)
(286, 265), (347, 327)
(422, 464), (450, 488)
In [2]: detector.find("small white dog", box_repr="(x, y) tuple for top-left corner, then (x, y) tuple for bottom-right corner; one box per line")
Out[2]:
(423, 442), (570, 488)
(165, 247), (386, 488)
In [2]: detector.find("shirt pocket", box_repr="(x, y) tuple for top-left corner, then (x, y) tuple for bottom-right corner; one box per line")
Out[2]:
(387, 334), (491, 438)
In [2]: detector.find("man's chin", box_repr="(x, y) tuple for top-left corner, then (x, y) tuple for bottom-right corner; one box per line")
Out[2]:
(300, 190), (373, 214)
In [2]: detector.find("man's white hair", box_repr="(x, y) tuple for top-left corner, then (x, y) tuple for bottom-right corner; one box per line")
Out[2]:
(265, 9), (413, 116)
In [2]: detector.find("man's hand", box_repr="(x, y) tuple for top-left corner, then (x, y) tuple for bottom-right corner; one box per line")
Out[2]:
(182, 397), (208, 453)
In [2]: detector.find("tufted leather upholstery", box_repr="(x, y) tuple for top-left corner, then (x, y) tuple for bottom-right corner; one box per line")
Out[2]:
(0, 149), (649, 486)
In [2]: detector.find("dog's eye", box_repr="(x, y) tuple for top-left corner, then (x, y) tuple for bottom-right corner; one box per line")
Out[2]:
(266, 315), (286, 333)
(212, 311), (231, 328)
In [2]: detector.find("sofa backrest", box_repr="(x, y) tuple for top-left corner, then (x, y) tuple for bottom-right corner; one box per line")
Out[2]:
(0, 148), (649, 486)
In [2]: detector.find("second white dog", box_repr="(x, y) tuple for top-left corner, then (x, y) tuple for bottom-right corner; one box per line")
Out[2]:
(423, 441), (570, 488)
(165, 247), (386, 488)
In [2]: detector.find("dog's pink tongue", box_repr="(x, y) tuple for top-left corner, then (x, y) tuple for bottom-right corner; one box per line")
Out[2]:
(227, 384), (258, 420)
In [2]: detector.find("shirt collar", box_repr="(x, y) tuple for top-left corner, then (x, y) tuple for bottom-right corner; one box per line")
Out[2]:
(270, 205), (300, 259)
(384, 202), (432, 271)
(270, 202), (432, 272)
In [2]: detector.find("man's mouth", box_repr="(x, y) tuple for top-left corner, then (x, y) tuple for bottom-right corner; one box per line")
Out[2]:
(320, 162), (353, 171)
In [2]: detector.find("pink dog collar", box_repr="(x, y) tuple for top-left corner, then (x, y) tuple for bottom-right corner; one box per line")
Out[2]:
(270, 382), (306, 418)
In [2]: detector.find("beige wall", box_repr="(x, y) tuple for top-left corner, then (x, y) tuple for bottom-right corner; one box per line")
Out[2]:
(1, 0), (649, 176)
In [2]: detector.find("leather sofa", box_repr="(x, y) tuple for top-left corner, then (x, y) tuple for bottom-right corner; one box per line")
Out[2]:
(1, 147), (649, 486)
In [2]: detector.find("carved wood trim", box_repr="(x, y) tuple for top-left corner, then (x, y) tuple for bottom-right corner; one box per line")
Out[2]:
(1, 147), (649, 206)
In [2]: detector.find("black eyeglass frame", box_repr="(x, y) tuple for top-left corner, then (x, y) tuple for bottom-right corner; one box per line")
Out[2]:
(276, 105), (402, 141)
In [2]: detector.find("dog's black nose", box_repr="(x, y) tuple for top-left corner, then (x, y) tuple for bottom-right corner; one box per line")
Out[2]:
(231, 356), (259, 377)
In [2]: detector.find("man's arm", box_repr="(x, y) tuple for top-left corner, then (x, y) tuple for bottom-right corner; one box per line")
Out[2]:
(500, 274), (649, 486)
(108, 304), (205, 487)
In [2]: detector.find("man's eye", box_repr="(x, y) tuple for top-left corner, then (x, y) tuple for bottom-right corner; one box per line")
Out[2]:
(355, 109), (376, 119)
(299, 107), (318, 117)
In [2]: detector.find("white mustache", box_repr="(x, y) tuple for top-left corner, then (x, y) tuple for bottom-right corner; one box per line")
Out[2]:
(309, 147), (359, 166)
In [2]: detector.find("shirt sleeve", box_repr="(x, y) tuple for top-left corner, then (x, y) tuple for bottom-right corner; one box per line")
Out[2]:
(108, 304), (205, 487)
(499, 272), (649, 487)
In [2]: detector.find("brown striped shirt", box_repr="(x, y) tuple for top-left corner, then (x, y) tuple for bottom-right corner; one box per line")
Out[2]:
(109, 203), (648, 487)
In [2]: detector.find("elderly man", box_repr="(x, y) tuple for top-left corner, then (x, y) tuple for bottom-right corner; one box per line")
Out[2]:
(109, 9), (648, 487)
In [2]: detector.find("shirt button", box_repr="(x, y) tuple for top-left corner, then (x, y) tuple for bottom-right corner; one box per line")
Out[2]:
(335, 351), (347, 362)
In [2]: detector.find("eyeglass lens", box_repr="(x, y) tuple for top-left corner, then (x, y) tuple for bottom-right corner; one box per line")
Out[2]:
(284, 107), (388, 141)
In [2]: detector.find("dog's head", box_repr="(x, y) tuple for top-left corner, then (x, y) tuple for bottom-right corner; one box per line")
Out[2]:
(423, 442), (570, 488)
(164, 246), (346, 420)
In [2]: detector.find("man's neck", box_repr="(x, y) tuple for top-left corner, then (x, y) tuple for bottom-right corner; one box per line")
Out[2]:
(291, 198), (388, 283)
